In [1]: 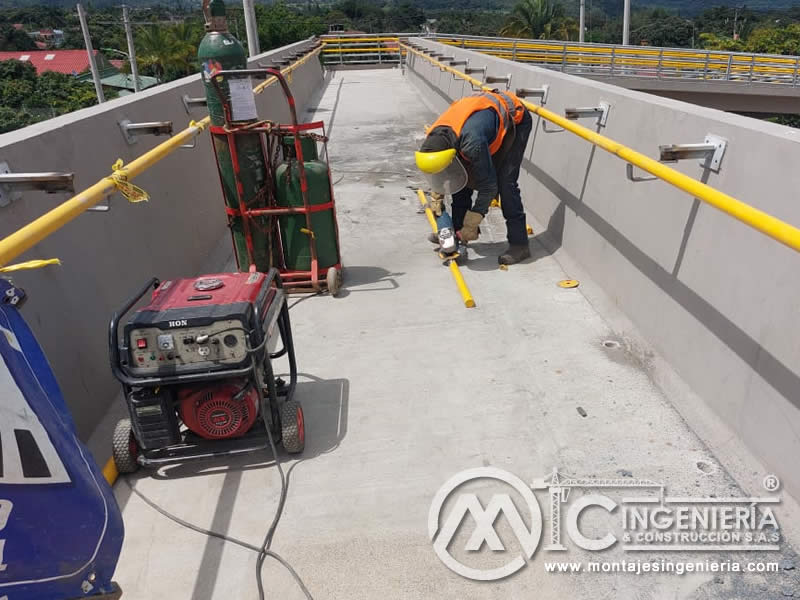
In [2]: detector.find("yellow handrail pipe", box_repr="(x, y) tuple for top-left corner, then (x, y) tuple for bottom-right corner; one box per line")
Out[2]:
(402, 43), (800, 255)
(0, 118), (210, 267)
(416, 189), (476, 309)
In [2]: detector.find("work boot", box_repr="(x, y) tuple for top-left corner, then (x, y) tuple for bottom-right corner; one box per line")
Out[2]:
(498, 244), (531, 265)
(427, 232), (439, 244)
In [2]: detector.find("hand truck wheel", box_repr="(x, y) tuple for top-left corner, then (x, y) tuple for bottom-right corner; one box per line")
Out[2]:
(326, 267), (343, 297)
(279, 400), (305, 454)
(112, 418), (140, 474)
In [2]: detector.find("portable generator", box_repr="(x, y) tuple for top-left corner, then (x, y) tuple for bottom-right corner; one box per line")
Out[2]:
(109, 268), (302, 472)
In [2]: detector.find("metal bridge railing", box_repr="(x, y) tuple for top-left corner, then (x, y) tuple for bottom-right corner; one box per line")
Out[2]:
(402, 42), (800, 254)
(434, 35), (800, 86)
(0, 45), (323, 267)
(320, 34), (407, 65)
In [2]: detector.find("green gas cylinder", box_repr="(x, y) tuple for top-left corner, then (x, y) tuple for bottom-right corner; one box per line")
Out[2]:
(282, 136), (318, 161)
(276, 147), (339, 271)
(199, 0), (270, 272)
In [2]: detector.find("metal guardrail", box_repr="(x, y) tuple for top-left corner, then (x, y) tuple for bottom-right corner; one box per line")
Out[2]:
(434, 34), (800, 86)
(0, 45), (323, 267)
(402, 42), (800, 254)
(320, 35), (404, 65)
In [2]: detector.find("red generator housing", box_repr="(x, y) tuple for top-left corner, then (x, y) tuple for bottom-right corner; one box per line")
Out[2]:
(109, 268), (303, 472)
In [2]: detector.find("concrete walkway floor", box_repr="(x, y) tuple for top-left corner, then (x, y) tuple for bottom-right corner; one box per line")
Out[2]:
(112, 69), (799, 599)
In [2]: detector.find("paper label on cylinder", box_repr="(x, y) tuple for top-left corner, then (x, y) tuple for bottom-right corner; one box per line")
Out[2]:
(229, 77), (257, 121)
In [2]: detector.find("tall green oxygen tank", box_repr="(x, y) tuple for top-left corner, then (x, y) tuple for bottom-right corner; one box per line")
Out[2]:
(276, 138), (339, 271)
(199, 0), (270, 272)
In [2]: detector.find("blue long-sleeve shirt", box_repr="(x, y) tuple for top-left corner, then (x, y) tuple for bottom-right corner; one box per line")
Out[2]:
(456, 108), (500, 215)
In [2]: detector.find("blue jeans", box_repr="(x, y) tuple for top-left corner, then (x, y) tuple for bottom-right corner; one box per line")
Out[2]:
(451, 110), (533, 246)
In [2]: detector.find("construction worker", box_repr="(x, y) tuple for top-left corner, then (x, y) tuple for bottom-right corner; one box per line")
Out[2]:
(415, 89), (533, 265)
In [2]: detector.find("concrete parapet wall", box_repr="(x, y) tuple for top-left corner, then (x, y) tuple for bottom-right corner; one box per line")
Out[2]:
(406, 40), (800, 500)
(0, 39), (324, 439)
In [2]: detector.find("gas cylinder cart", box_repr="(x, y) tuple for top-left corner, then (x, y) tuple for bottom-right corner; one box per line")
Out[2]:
(204, 66), (344, 295)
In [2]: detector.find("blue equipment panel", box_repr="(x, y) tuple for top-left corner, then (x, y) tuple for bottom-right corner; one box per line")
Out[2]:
(0, 280), (123, 599)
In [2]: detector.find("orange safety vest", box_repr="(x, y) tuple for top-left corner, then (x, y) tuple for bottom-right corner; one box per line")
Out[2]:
(429, 90), (526, 155)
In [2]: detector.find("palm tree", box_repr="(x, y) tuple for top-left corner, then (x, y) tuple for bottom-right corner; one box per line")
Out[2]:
(500, 0), (572, 41)
(135, 24), (200, 82)
(135, 25), (176, 80)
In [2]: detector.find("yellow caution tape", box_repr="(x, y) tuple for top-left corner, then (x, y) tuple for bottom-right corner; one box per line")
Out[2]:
(110, 159), (150, 203)
(0, 258), (61, 273)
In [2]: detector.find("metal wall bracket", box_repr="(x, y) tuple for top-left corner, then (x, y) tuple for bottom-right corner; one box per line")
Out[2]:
(448, 59), (468, 67)
(182, 95), (207, 114)
(86, 200), (111, 212)
(119, 120), (173, 145)
(179, 135), (198, 150)
(659, 134), (728, 172)
(485, 73), (512, 90)
(0, 162), (74, 207)
(464, 66), (487, 76)
(626, 163), (658, 182)
(516, 85), (550, 105)
(541, 120), (565, 134)
(439, 55), (455, 62)
(565, 101), (611, 127)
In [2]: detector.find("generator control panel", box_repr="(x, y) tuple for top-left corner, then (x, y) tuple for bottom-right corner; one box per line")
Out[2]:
(128, 319), (249, 373)
(121, 272), (279, 377)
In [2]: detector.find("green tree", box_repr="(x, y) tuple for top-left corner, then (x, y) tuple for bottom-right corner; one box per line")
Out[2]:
(631, 12), (694, 47)
(0, 25), (37, 51)
(134, 24), (199, 81)
(745, 23), (800, 55)
(256, 2), (326, 51)
(500, 0), (574, 41)
(0, 58), (113, 134)
(699, 32), (745, 51)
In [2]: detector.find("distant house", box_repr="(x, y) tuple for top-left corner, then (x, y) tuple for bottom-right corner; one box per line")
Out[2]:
(28, 28), (65, 49)
(0, 50), (159, 94)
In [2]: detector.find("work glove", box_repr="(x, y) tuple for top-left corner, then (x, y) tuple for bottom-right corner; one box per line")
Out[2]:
(430, 192), (444, 217)
(459, 210), (484, 242)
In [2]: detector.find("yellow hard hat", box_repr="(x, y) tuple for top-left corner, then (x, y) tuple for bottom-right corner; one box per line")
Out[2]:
(415, 148), (457, 174)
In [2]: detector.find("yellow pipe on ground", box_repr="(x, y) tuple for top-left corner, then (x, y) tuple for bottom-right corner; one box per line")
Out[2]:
(403, 43), (800, 255)
(0, 47), (321, 267)
(416, 189), (476, 309)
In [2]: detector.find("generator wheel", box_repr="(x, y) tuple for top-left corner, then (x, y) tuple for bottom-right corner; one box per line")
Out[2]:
(112, 418), (139, 474)
(326, 267), (343, 297)
(280, 400), (305, 454)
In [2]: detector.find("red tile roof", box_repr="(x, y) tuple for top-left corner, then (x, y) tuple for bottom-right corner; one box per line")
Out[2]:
(0, 49), (107, 76)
